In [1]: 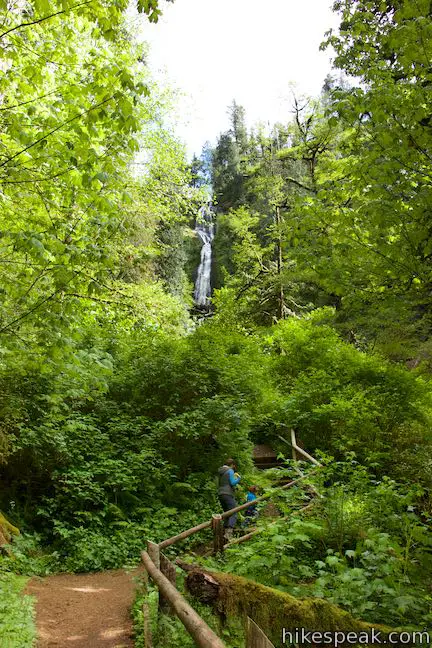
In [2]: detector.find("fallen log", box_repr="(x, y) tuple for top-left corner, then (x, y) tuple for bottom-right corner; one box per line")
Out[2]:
(0, 512), (19, 555)
(187, 570), (220, 604)
(182, 566), (391, 646)
(0, 512), (19, 542)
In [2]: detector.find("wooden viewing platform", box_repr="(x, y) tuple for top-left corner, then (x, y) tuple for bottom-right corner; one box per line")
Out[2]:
(252, 444), (281, 470)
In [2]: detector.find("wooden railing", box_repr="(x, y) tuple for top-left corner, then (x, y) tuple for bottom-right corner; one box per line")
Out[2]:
(141, 541), (276, 647)
(290, 428), (322, 465)
(159, 471), (313, 551)
(141, 544), (226, 647)
(140, 429), (320, 647)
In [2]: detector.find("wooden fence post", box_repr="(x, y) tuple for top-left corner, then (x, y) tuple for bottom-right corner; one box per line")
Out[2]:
(159, 553), (177, 614)
(142, 570), (153, 648)
(147, 540), (160, 614)
(246, 617), (276, 648)
(147, 540), (160, 569)
(212, 514), (224, 555)
(291, 428), (298, 461)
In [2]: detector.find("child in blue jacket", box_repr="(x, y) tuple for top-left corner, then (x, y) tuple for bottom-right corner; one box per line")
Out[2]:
(243, 485), (259, 525)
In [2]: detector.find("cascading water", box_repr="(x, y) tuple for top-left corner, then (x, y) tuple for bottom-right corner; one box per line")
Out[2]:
(194, 204), (214, 308)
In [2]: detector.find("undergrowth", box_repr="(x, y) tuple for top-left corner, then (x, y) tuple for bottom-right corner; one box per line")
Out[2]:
(201, 461), (432, 630)
(0, 573), (35, 648)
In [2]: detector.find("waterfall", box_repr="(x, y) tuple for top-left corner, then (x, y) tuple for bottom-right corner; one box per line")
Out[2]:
(194, 204), (214, 307)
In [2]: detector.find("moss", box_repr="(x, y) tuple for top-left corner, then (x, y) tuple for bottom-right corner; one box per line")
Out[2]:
(0, 512), (19, 547)
(190, 569), (391, 647)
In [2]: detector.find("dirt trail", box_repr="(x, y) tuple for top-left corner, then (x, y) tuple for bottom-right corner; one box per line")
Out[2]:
(26, 569), (140, 648)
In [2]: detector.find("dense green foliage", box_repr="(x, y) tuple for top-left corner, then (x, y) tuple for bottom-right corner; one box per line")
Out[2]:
(209, 0), (432, 361)
(1, 0), (432, 641)
(0, 0), (206, 581)
(209, 461), (432, 628)
(3, 317), (431, 582)
(0, 573), (35, 648)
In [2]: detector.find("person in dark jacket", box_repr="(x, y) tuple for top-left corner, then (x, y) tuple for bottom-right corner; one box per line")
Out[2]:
(218, 458), (241, 538)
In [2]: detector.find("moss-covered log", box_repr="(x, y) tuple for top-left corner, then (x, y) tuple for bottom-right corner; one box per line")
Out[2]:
(184, 566), (391, 647)
(0, 512), (19, 556)
(0, 512), (19, 543)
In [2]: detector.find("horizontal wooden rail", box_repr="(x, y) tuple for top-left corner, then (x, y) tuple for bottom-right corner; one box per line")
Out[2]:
(276, 430), (322, 467)
(220, 472), (315, 519)
(223, 500), (318, 549)
(159, 519), (212, 549)
(141, 570), (153, 647)
(142, 550), (226, 648)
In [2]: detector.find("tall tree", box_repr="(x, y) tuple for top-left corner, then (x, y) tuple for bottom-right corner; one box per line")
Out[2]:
(0, 0), (168, 347)
(314, 0), (432, 354)
(212, 98), (336, 324)
(228, 100), (248, 155)
(212, 102), (249, 212)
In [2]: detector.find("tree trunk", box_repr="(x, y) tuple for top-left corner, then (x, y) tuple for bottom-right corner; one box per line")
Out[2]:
(187, 571), (220, 604)
(275, 205), (285, 319)
(0, 512), (19, 555)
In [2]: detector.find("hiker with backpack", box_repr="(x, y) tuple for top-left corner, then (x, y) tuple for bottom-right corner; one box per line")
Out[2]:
(217, 458), (241, 539)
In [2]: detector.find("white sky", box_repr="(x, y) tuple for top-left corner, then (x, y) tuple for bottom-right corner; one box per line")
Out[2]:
(139, 0), (339, 157)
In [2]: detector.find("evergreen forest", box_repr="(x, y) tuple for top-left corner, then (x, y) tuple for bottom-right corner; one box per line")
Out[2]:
(1, 1), (432, 646)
